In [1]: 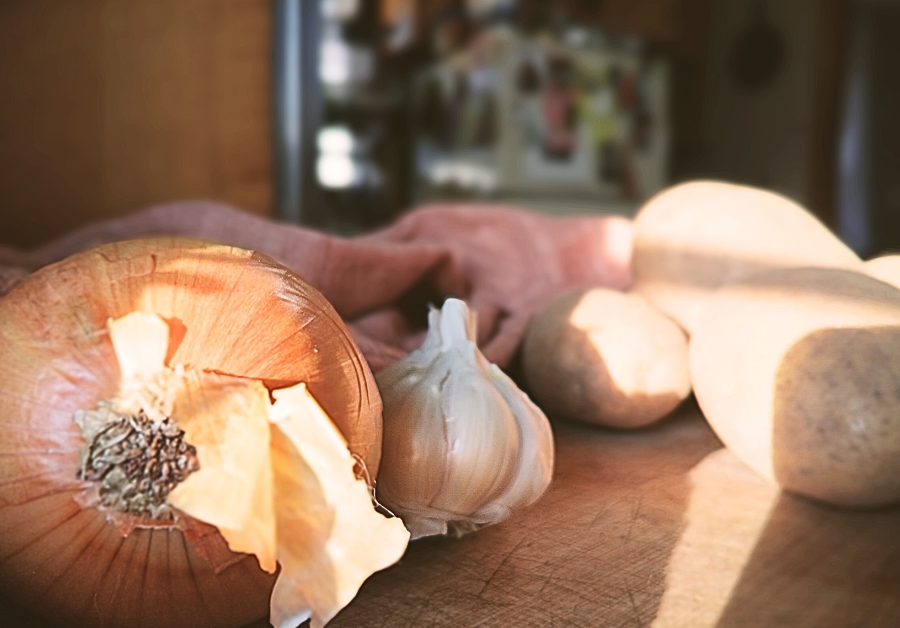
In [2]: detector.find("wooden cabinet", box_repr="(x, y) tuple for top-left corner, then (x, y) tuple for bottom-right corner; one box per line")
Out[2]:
(0, 0), (273, 248)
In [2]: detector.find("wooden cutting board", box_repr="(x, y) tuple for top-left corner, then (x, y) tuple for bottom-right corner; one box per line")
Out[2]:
(323, 400), (900, 628)
(4, 400), (899, 627)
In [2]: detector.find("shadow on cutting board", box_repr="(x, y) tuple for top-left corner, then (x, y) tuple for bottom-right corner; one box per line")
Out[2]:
(714, 492), (900, 628)
(650, 441), (900, 628)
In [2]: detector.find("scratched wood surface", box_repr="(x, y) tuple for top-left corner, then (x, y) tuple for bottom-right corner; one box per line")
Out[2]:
(316, 402), (900, 628)
(3, 400), (900, 627)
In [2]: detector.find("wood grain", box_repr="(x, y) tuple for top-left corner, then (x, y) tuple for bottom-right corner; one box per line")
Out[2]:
(3, 401), (899, 627)
(326, 401), (900, 628)
(0, 0), (272, 249)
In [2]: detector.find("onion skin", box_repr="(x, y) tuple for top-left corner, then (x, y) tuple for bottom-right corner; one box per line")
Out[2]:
(0, 238), (382, 628)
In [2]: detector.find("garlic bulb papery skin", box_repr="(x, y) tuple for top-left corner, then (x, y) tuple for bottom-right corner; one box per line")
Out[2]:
(375, 298), (555, 539)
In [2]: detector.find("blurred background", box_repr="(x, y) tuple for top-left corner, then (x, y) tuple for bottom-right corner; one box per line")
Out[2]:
(0, 0), (897, 257)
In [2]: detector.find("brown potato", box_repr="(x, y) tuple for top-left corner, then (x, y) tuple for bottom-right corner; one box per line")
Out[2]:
(522, 289), (691, 429)
(690, 267), (900, 508)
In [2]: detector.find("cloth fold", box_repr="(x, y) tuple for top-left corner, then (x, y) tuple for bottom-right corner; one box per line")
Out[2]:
(0, 201), (633, 371)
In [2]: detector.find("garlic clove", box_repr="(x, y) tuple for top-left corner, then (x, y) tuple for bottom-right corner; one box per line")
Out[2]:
(373, 359), (450, 510)
(375, 298), (555, 539)
(431, 354), (520, 514)
(475, 363), (555, 523)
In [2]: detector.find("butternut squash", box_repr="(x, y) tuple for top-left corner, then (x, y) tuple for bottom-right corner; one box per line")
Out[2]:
(689, 267), (900, 508)
(865, 254), (900, 289)
(632, 181), (862, 334)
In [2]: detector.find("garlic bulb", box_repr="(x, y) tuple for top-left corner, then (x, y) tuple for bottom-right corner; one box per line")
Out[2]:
(374, 298), (555, 539)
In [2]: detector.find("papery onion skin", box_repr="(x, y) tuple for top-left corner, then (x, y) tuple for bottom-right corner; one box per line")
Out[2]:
(0, 238), (382, 628)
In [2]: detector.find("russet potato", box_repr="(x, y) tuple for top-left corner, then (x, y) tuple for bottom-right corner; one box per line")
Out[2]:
(522, 288), (691, 429)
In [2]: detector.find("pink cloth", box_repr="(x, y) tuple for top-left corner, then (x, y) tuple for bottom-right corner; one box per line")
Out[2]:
(1, 201), (633, 371)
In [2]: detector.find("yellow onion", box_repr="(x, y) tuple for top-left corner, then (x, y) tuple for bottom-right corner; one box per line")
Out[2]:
(0, 238), (407, 628)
